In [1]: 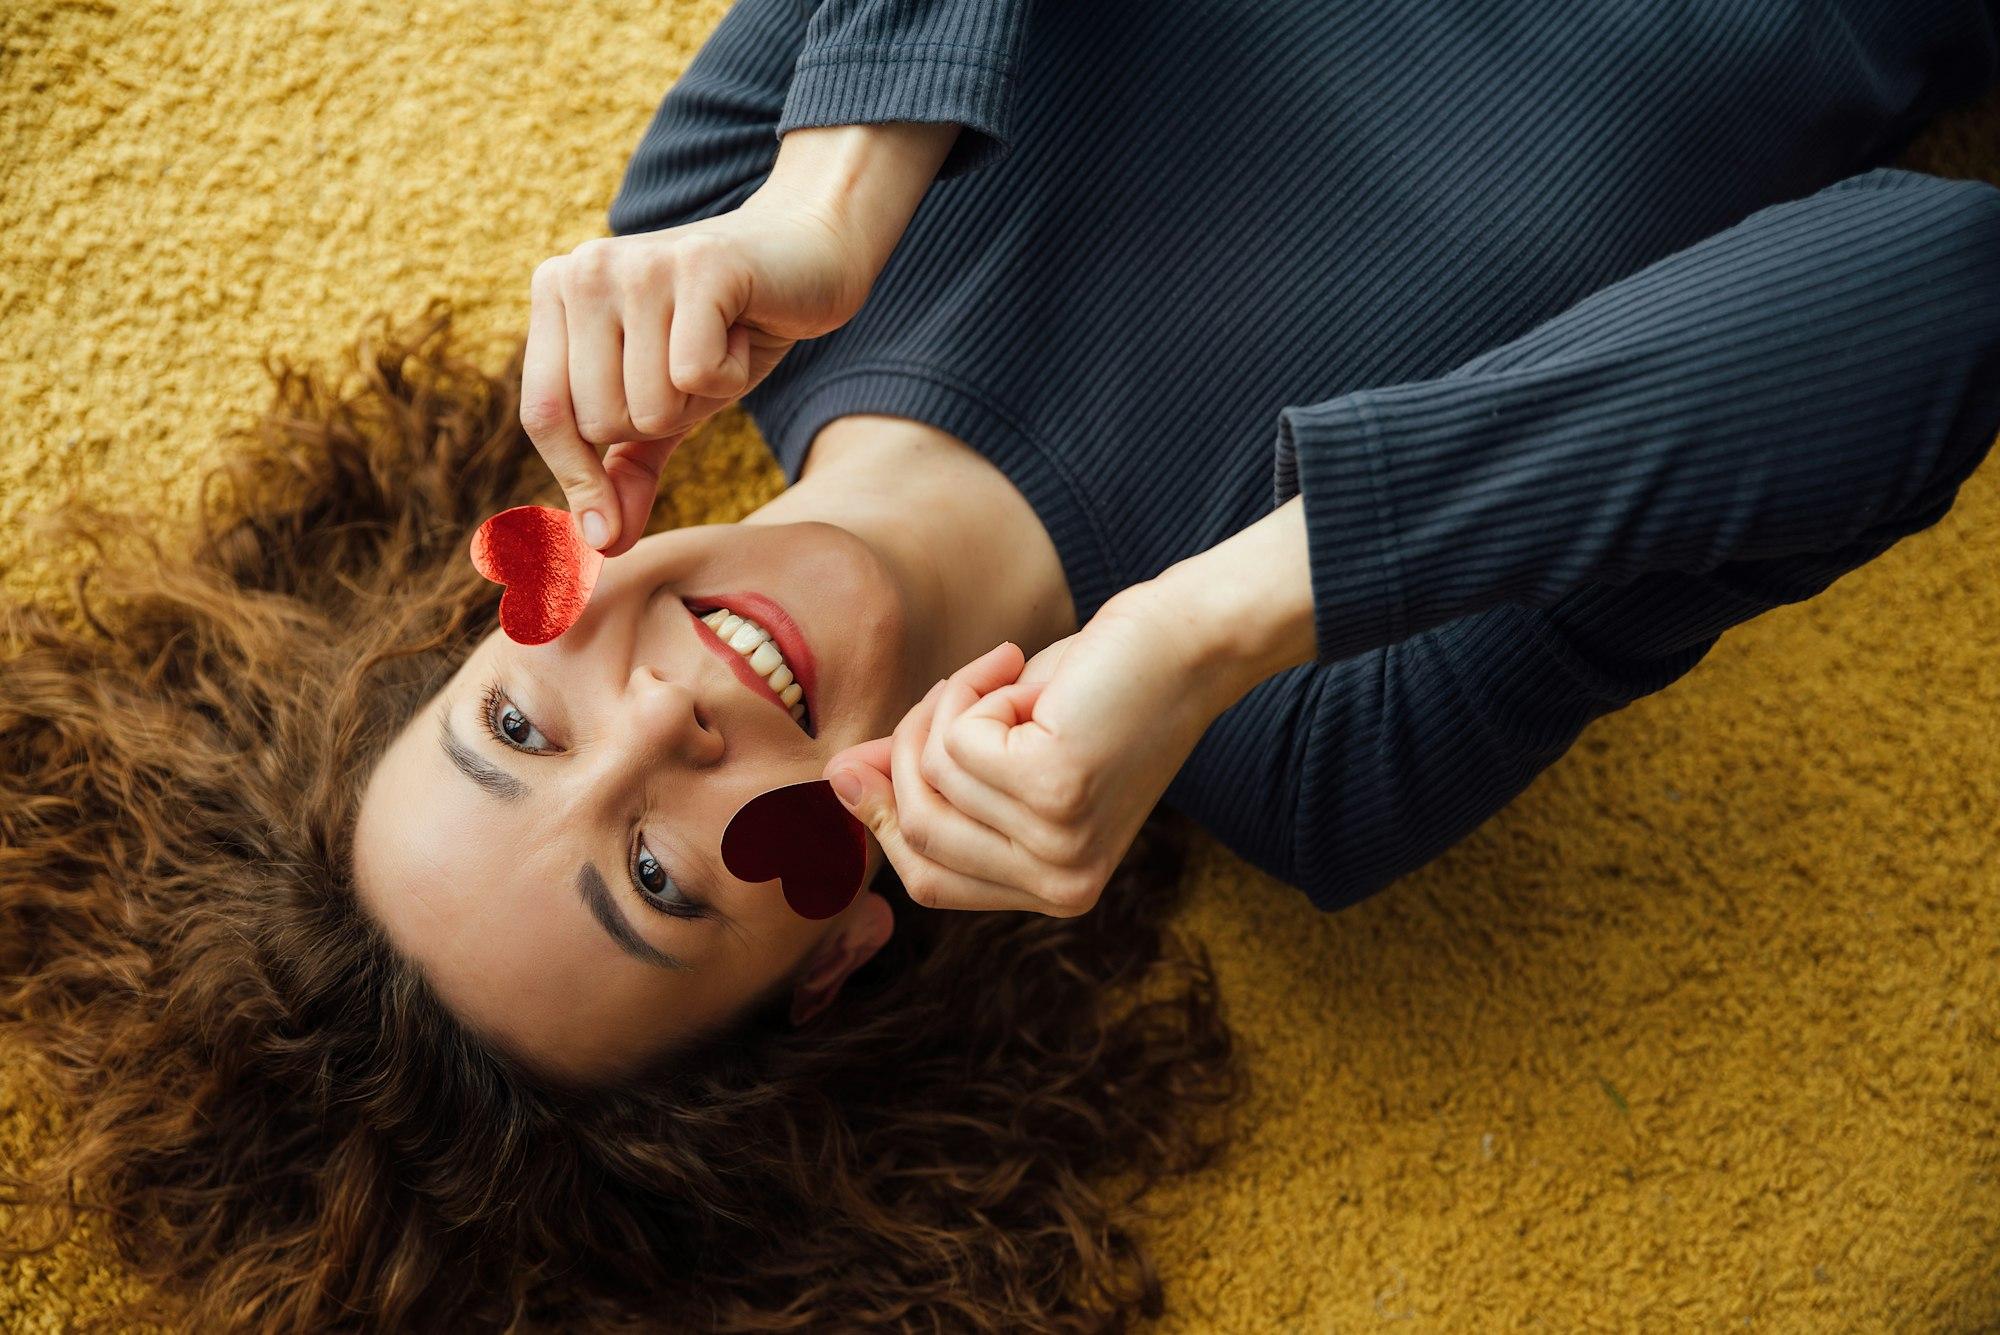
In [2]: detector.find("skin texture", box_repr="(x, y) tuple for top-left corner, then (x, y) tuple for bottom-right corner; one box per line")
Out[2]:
(352, 414), (1077, 1082)
(355, 121), (1320, 1084)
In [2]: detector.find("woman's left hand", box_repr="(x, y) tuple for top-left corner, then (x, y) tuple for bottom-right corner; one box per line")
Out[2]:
(822, 580), (1241, 915)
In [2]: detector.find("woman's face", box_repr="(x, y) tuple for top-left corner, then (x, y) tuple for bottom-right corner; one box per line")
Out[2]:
(351, 518), (916, 1082)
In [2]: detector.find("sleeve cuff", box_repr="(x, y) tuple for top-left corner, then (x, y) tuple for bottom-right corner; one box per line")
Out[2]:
(776, 45), (1016, 178)
(1275, 394), (1409, 664)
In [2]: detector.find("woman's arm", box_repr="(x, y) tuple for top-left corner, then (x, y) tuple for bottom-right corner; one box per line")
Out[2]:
(827, 166), (2000, 917)
(1139, 166), (2000, 910)
(1164, 166), (2000, 693)
(533, 0), (1037, 555)
(742, 121), (960, 297)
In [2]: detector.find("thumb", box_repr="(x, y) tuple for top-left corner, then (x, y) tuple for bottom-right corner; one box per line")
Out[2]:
(670, 286), (752, 400)
(827, 760), (895, 841)
(824, 736), (891, 782)
(599, 432), (689, 559)
(1018, 635), (1072, 687)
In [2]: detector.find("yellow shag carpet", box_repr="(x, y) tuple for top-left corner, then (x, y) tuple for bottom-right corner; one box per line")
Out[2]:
(4, 2), (1999, 1328)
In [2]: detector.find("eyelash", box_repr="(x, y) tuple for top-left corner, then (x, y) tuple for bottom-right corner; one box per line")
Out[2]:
(477, 679), (708, 919)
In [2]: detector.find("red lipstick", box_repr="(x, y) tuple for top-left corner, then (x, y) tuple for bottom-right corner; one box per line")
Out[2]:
(684, 592), (820, 735)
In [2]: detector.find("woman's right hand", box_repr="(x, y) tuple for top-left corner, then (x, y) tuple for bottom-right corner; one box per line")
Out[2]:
(521, 185), (874, 557)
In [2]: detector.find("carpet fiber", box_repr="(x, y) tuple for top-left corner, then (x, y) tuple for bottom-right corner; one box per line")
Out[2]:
(4, 2), (1998, 1328)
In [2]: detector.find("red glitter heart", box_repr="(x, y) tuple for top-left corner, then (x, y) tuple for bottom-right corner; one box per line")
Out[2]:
(721, 780), (871, 920)
(469, 505), (605, 645)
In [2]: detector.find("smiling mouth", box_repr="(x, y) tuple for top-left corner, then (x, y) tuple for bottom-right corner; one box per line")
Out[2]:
(683, 599), (816, 738)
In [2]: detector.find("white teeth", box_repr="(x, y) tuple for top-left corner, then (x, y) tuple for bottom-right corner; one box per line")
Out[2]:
(699, 605), (809, 725)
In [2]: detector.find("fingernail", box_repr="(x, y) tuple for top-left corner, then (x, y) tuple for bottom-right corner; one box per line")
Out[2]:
(829, 769), (863, 808)
(579, 509), (609, 550)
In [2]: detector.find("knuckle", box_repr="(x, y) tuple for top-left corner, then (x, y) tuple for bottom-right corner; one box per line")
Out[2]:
(630, 243), (675, 287)
(918, 745), (949, 791)
(673, 363), (729, 399)
(1038, 822), (1091, 867)
(573, 415), (627, 446)
(899, 809), (932, 856)
(941, 725), (978, 769)
(900, 865), (944, 910)
(1034, 768), (1086, 821)
(628, 408), (678, 439)
(519, 393), (570, 438)
(549, 462), (602, 501)
(667, 231), (723, 273)
(603, 450), (664, 487)
(1049, 871), (1102, 916)
(565, 239), (616, 291)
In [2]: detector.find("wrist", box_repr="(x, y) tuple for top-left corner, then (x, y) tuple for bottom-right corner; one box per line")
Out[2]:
(1153, 496), (1319, 707)
(746, 121), (958, 283)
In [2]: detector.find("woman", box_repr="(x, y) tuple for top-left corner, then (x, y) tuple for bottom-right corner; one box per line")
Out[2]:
(5, 0), (1998, 1328)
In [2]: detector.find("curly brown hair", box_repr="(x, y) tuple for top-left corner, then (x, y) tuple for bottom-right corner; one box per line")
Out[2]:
(0, 302), (1249, 1333)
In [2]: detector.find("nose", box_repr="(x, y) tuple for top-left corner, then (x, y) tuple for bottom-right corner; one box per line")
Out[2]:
(621, 663), (725, 768)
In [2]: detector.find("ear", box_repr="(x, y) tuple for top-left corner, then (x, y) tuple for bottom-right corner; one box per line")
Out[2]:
(788, 888), (896, 1027)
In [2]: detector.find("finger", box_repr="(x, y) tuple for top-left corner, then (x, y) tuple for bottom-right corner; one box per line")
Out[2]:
(906, 639), (1020, 797)
(1018, 635), (1071, 686)
(622, 290), (689, 439)
(892, 689), (1053, 911)
(824, 735), (891, 784)
(828, 760), (1040, 913)
(568, 297), (638, 448)
(919, 641), (1024, 778)
(825, 639), (1012, 789)
(942, 679), (1054, 793)
(829, 684), (1050, 913)
(823, 635), (1020, 794)
(522, 263), (617, 552)
(598, 432), (690, 559)
(922, 676), (1043, 837)
(890, 680), (1047, 891)
(668, 277), (750, 401)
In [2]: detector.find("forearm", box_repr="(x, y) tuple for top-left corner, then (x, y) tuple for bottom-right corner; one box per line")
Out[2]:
(1154, 493), (1319, 712)
(744, 121), (959, 286)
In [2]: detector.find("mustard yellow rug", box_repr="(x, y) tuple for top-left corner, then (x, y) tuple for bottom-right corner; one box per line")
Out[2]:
(5, 2), (1998, 1328)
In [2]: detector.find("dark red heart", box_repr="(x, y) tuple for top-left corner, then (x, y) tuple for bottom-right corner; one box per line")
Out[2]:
(469, 505), (605, 645)
(721, 779), (871, 920)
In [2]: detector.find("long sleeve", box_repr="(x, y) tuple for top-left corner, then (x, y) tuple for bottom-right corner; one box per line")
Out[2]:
(1272, 166), (2000, 668)
(1163, 605), (1655, 915)
(778, 0), (1033, 179)
(608, 0), (1032, 237)
(1188, 165), (2000, 913)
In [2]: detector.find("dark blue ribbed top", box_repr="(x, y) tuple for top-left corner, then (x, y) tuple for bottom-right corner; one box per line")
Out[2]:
(611, 0), (2000, 911)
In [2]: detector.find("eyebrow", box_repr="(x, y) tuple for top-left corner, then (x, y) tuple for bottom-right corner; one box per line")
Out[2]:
(435, 706), (694, 972)
(578, 862), (695, 972)
(438, 711), (530, 801)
